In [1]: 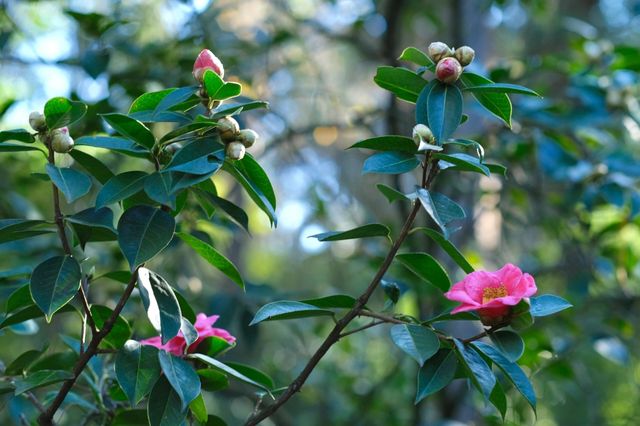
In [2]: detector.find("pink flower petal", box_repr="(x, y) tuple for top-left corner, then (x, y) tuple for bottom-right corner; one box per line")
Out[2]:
(463, 271), (500, 303)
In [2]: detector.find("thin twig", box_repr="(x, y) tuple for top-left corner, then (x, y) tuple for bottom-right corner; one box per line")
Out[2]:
(25, 391), (46, 414)
(339, 320), (386, 339)
(358, 311), (406, 324)
(460, 323), (509, 344)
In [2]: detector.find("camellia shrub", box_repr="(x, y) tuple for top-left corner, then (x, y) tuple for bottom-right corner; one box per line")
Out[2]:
(0, 42), (572, 425)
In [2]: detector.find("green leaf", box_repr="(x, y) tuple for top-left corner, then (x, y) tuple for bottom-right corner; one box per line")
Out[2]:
(511, 299), (535, 330)
(159, 122), (217, 144)
(416, 188), (465, 239)
(6, 349), (46, 375)
(373, 66), (428, 103)
(486, 163), (508, 176)
(490, 380), (508, 420)
(101, 113), (156, 149)
(198, 369), (229, 392)
(96, 171), (149, 208)
(390, 324), (439, 366)
(398, 46), (433, 67)
(213, 82), (242, 100)
(250, 301), (334, 325)
(348, 136), (417, 153)
(117, 206), (175, 269)
(0, 129), (35, 143)
(14, 369), (74, 395)
(45, 164), (92, 203)
(362, 151), (420, 175)
(158, 350), (201, 409)
(75, 136), (149, 156)
(195, 336), (235, 358)
(137, 268), (182, 344)
(91, 305), (131, 349)
(410, 228), (474, 273)
(147, 376), (187, 426)
(415, 349), (458, 403)
(395, 252), (451, 292)
(376, 184), (410, 203)
(210, 100), (269, 119)
(115, 340), (161, 406)
(435, 152), (490, 176)
(206, 415), (227, 426)
(443, 138), (485, 161)
(67, 207), (117, 248)
(460, 72), (512, 127)
(530, 295), (572, 317)
(69, 149), (115, 184)
(489, 330), (525, 362)
(188, 354), (272, 393)
(0, 143), (45, 153)
(462, 83), (541, 97)
(300, 294), (357, 309)
(154, 86), (198, 114)
(0, 219), (54, 244)
(472, 341), (536, 411)
(165, 137), (223, 175)
(189, 394), (208, 423)
(44, 97), (87, 129)
(224, 362), (275, 390)
(203, 70), (225, 98)
(30, 255), (81, 322)
(422, 81), (463, 144)
(176, 232), (244, 289)
(144, 172), (177, 209)
(310, 224), (390, 241)
(0, 305), (76, 330)
(453, 339), (496, 399)
(129, 88), (176, 113)
(194, 191), (250, 233)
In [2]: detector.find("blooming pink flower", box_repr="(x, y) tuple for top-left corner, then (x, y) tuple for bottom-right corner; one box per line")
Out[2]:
(444, 263), (537, 323)
(140, 313), (236, 356)
(193, 49), (225, 82)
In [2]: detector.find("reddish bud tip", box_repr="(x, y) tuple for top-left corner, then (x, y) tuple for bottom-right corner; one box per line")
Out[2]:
(193, 49), (225, 82)
(435, 57), (463, 84)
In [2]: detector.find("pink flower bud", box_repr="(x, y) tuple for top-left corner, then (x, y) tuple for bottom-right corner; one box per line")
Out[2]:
(193, 49), (225, 83)
(436, 57), (463, 84)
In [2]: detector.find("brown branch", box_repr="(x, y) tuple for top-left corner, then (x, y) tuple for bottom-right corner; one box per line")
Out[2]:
(37, 268), (141, 425)
(338, 320), (387, 339)
(460, 323), (509, 344)
(244, 161), (439, 425)
(358, 310), (406, 324)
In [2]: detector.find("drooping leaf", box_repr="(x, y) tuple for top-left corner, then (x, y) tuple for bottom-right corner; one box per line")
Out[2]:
(423, 81), (463, 143)
(390, 324), (440, 366)
(45, 164), (92, 203)
(96, 171), (149, 208)
(415, 349), (458, 403)
(176, 232), (244, 289)
(435, 152), (490, 176)
(14, 369), (74, 395)
(373, 66), (428, 103)
(165, 137), (224, 175)
(489, 330), (525, 362)
(194, 190), (250, 233)
(410, 227), (474, 273)
(348, 136), (417, 153)
(29, 255), (82, 322)
(490, 380), (508, 420)
(310, 224), (390, 241)
(376, 184), (410, 203)
(453, 339), (496, 400)
(137, 268), (182, 344)
(144, 172), (177, 209)
(460, 72), (512, 127)
(395, 252), (451, 292)
(101, 113), (156, 149)
(115, 340), (161, 406)
(117, 206), (175, 269)
(300, 294), (357, 309)
(250, 301), (334, 325)
(44, 97), (87, 129)
(147, 376), (187, 426)
(362, 151), (420, 175)
(69, 149), (115, 184)
(158, 351), (201, 409)
(188, 354), (272, 393)
(0, 129), (36, 144)
(91, 305), (132, 349)
(223, 157), (277, 226)
(462, 83), (541, 97)
(529, 294), (572, 317)
(75, 136), (149, 156)
(416, 188), (465, 239)
(224, 362), (275, 390)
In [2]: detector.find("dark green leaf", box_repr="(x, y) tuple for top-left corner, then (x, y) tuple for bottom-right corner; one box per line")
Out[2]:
(129, 88), (176, 113)
(30, 255), (81, 322)
(188, 354), (272, 393)
(225, 362), (275, 390)
(348, 136), (417, 153)
(410, 228), (474, 273)
(443, 138), (485, 161)
(460, 73), (512, 127)
(210, 101), (269, 119)
(45, 164), (92, 203)
(75, 136), (149, 156)
(44, 97), (87, 129)
(158, 351), (201, 409)
(159, 122), (216, 144)
(69, 149), (114, 184)
(14, 369), (74, 395)
(67, 207), (115, 232)
(0, 143), (44, 153)
(530, 295), (572, 317)
(435, 153), (490, 176)
(415, 349), (458, 403)
(206, 415), (227, 426)
(165, 137), (223, 175)
(300, 294), (357, 309)
(137, 268), (182, 344)
(195, 191), (250, 233)
(0, 219), (54, 244)
(390, 324), (439, 366)
(117, 206), (175, 269)
(115, 340), (161, 406)
(189, 394), (208, 423)
(453, 339), (496, 399)
(362, 151), (420, 175)
(489, 330), (525, 362)
(111, 409), (148, 425)
(147, 376), (187, 426)
(424, 81), (463, 144)
(96, 171), (148, 208)
(250, 301), (334, 325)
(376, 184), (410, 203)
(398, 47), (433, 67)
(101, 113), (155, 149)
(176, 232), (244, 289)
(194, 336), (235, 358)
(462, 83), (541, 97)
(5, 349), (46, 375)
(373, 66), (428, 103)
(416, 188), (465, 239)
(91, 305), (131, 349)
(310, 224), (390, 241)
(0, 305), (76, 330)
(154, 86), (198, 114)
(144, 172), (177, 209)
(395, 252), (451, 292)
(490, 380), (508, 420)
(511, 299), (535, 330)
(197, 369), (229, 392)
(0, 129), (35, 144)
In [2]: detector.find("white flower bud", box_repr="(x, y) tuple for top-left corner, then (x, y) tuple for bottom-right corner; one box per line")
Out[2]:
(428, 42), (454, 63)
(412, 124), (434, 144)
(217, 116), (240, 142)
(238, 129), (259, 148)
(165, 142), (182, 154)
(51, 127), (74, 153)
(226, 141), (246, 160)
(454, 46), (475, 67)
(29, 111), (46, 132)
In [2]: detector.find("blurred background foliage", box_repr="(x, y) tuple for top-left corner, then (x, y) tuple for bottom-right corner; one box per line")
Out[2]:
(1, 0), (639, 425)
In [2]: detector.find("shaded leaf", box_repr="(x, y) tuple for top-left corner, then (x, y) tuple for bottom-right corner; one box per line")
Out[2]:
(117, 206), (175, 269)
(411, 227), (474, 273)
(45, 164), (92, 203)
(250, 301), (334, 325)
(158, 351), (201, 409)
(390, 324), (440, 366)
(30, 256), (81, 322)
(395, 252), (451, 292)
(310, 224), (390, 241)
(115, 340), (161, 405)
(415, 349), (458, 403)
(362, 151), (420, 175)
(44, 97), (87, 129)
(137, 268), (182, 344)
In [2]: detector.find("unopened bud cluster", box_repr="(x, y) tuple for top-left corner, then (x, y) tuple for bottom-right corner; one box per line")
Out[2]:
(427, 42), (475, 84)
(29, 111), (74, 153)
(216, 116), (259, 160)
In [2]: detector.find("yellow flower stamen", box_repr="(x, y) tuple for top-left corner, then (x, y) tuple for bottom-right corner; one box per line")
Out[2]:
(482, 284), (508, 304)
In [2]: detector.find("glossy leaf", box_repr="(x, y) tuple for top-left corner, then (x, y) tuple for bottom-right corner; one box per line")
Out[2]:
(424, 81), (463, 143)
(165, 137), (224, 175)
(0, 129), (36, 143)
(462, 83), (541, 97)
(115, 340), (161, 405)
(75, 136), (149, 156)
(91, 305), (131, 349)
(435, 152), (490, 176)
(395, 252), (451, 292)
(96, 171), (149, 208)
(300, 294), (357, 309)
(188, 353), (272, 393)
(101, 113), (156, 149)
(45, 164), (92, 203)
(223, 157), (277, 226)
(453, 339), (496, 399)
(460, 72), (512, 127)
(349, 136), (417, 153)
(0, 143), (45, 153)
(0, 304), (76, 330)
(210, 100), (269, 119)
(250, 301), (334, 325)
(129, 88), (176, 113)
(144, 172), (177, 209)
(30, 255), (81, 322)
(158, 350), (201, 409)
(176, 232), (244, 289)
(117, 206), (175, 269)
(398, 46), (433, 67)
(14, 369), (74, 395)
(137, 268), (182, 344)
(376, 184), (410, 203)
(147, 376), (187, 426)
(189, 394), (208, 423)
(489, 330), (525, 362)
(411, 227), (474, 273)
(225, 362), (275, 390)
(390, 324), (439, 366)
(530, 294), (573, 317)
(362, 151), (420, 175)
(415, 349), (458, 403)
(373, 66), (428, 103)
(416, 188), (465, 239)
(69, 149), (114, 184)
(310, 224), (390, 241)
(44, 97), (87, 129)
(490, 380), (508, 420)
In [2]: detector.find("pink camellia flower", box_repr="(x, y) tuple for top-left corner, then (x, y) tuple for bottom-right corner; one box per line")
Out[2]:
(193, 49), (225, 82)
(140, 313), (236, 356)
(444, 263), (537, 325)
